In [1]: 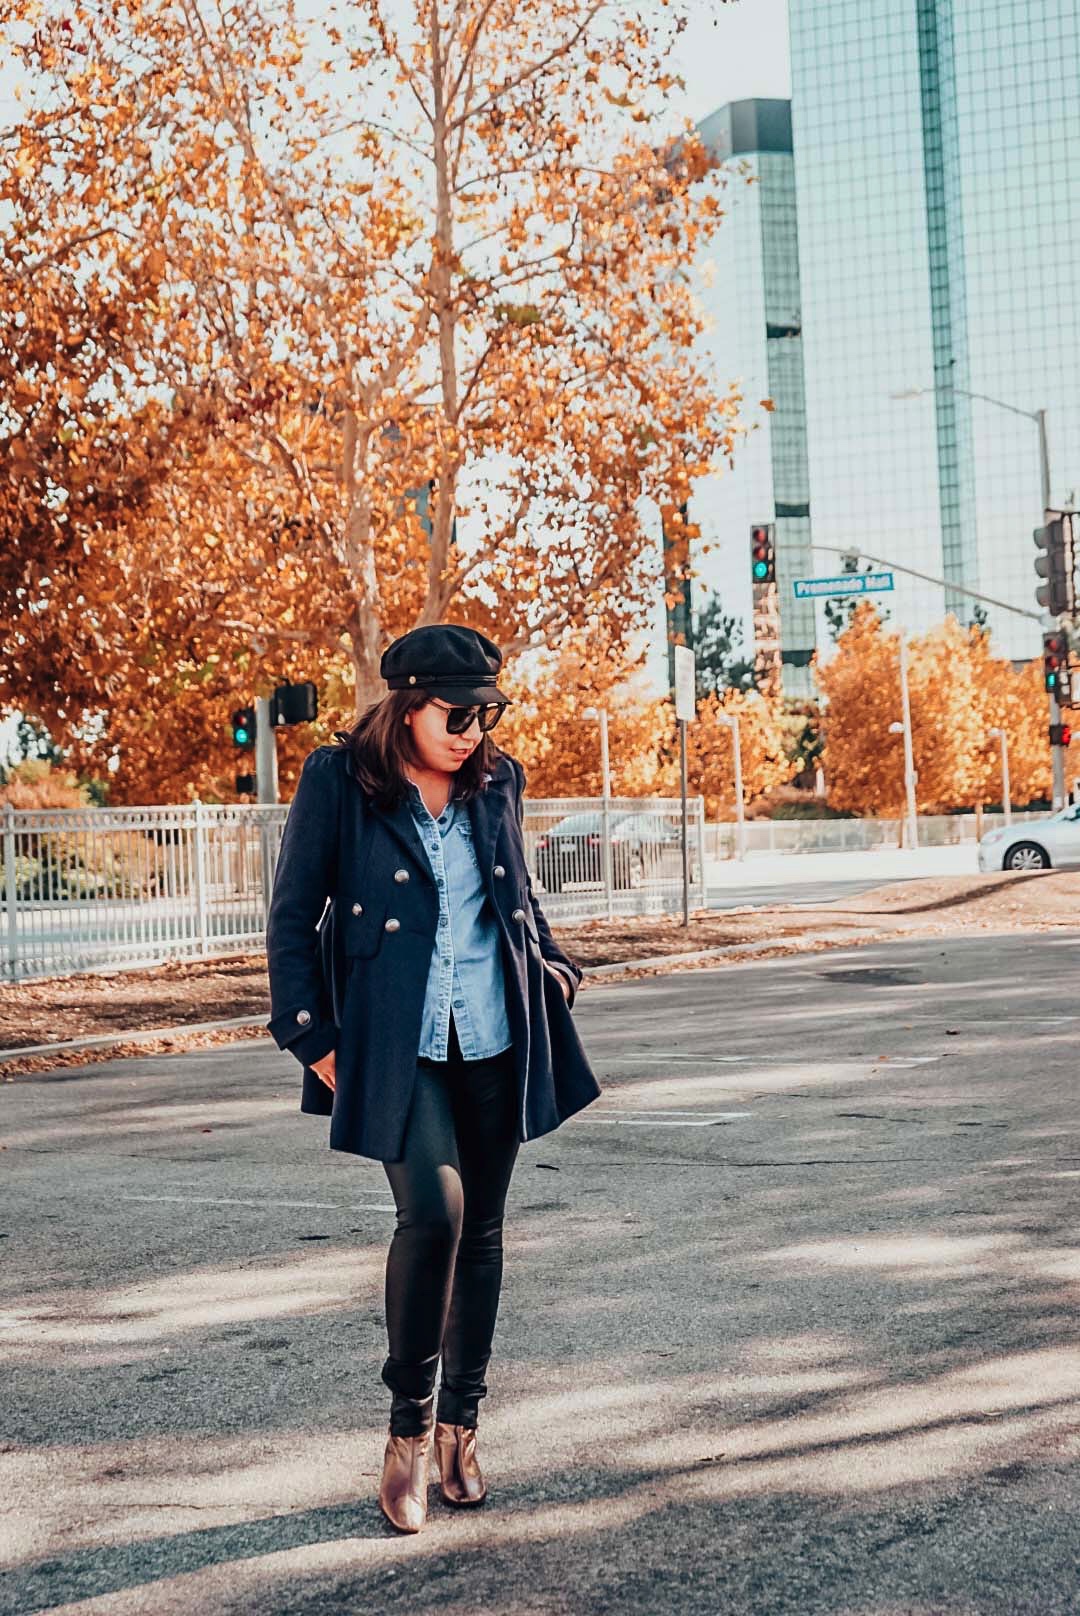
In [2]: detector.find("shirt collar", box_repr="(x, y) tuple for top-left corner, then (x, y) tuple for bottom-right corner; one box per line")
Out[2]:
(405, 777), (456, 819)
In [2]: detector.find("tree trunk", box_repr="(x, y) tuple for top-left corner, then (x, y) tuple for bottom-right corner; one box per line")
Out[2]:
(347, 609), (385, 717)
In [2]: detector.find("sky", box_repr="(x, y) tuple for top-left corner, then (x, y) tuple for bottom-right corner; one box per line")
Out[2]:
(0, 0), (791, 766)
(672, 0), (791, 123)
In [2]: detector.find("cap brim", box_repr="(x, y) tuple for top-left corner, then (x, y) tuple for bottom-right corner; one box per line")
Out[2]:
(421, 682), (509, 707)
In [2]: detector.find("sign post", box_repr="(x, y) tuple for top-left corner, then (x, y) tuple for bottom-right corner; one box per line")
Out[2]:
(673, 645), (696, 928)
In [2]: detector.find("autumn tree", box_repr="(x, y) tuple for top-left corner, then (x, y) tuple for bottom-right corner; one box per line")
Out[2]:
(497, 638), (794, 812)
(968, 627), (1059, 808)
(817, 605), (1059, 815)
(3, 0), (744, 801)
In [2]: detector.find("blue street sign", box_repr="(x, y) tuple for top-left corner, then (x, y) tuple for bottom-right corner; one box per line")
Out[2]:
(793, 571), (895, 600)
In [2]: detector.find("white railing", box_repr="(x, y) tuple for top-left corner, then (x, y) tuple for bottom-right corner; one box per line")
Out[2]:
(705, 810), (1047, 859)
(2, 796), (708, 980)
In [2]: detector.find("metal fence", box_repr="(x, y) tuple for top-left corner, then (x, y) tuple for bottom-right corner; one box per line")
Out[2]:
(2, 796), (707, 981)
(705, 810), (1047, 860)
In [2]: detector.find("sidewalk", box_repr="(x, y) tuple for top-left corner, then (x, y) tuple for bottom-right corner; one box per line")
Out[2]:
(706, 842), (978, 891)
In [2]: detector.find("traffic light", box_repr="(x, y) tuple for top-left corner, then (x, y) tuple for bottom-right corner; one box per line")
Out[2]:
(271, 680), (318, 726)
(750, 523), (776, 585)
(1033, 513), (1076, 617)
(231, 706), (256, 749)
(1042, 631), (1072, 703)
(1050, 724), (1072, 747)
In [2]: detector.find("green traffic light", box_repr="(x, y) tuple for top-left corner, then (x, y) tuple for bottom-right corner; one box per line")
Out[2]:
(753, 561), (769, 581)
(235, 726), (250, 745)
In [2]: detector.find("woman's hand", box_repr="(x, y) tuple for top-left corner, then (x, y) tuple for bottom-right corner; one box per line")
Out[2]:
(544, 960), (572, 1004)
(311, 1049), (337, 1092)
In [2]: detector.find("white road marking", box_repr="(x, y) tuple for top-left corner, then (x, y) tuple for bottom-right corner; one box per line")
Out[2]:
(583, 1110), (752, 1127)
(616, 1054), (941, 1068)
(114, 1194), (395, 1212)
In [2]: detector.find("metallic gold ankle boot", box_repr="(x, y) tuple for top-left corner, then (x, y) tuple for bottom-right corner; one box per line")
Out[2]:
(433, 1421), (487, 1506)
(378, 1428), (432, 1532)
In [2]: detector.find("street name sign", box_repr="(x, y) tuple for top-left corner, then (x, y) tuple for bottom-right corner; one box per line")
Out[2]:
(793, 571), (895, 600)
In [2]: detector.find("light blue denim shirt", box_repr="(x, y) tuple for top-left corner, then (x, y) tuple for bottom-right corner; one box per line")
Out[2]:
(407, 780), (513, 1062)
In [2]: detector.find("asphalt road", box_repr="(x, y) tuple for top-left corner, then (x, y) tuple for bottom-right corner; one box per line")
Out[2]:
(3, 931), (1080, 1615)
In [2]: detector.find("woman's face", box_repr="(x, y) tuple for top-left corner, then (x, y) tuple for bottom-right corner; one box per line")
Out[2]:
(404, 698), (483, 774)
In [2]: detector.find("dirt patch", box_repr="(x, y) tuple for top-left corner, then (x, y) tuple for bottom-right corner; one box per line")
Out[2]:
(2, 868), (1077, 1077)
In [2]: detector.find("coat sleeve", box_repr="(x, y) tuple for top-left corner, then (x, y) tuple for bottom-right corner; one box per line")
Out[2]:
(512, 758), (583, 1010)
(265, 747), (341, 1067)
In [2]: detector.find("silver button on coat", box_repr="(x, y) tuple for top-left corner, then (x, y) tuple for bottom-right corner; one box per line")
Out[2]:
(351, 902), (363, 916)
(393, 869), (410, 883)
(296, 1008), (311, 1025)
(512, 908), (526, 923)
(493, 865), (506, 878)
(385, 918), (401, 932)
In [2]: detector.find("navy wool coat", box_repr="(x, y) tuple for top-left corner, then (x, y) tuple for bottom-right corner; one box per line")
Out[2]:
(265, 744), (602, 1161)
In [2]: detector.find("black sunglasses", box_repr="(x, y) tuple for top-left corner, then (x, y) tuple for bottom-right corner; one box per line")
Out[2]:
(430, 699), (505, 735)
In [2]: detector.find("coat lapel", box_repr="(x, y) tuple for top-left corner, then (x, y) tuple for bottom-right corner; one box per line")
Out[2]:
(468, 755), (515, 876)
(367, 796), (433, 873)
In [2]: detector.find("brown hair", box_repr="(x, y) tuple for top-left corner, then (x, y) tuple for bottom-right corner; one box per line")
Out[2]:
(334, 690), (501, 809)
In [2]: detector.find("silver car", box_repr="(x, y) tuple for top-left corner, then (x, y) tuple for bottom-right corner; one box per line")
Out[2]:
(978, 805), (1080, 871)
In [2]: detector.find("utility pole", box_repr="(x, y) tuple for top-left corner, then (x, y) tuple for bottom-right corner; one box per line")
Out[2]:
(1034, 511), (1076, 809)
(582, 707), (615, 919)
(988, 727), (1011, 825)
(714, 711), (745, 860)
(673, 645), (697, 928)
(254, 695), (279, 805)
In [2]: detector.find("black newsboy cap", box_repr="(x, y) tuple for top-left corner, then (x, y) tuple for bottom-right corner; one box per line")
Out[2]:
(380, 623), (509, 706)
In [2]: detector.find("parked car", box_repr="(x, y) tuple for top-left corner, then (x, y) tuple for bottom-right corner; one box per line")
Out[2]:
(532, 811), (701, 894)
(978, 805), (1080, 871)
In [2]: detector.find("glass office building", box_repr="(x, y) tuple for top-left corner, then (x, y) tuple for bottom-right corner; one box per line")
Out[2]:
(789, 0), (1080, 660)
(688, 98), (817, 697)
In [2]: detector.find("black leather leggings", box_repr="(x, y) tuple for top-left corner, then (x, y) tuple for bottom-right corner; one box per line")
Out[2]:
(381, 1016), (520, 1436)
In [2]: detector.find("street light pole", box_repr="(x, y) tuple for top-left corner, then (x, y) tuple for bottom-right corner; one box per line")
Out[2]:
(988, 727), (1011, 825)
(582, 706), (614, 919)
(888, 636), (919, 849)
(891, 385), (1064, 805)
(714, 712), (745, 860)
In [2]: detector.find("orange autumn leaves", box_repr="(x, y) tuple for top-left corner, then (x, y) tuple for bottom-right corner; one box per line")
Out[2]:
(497, 650), (795, 814)
(2, 0), (742, 802)
(816, 605), (1057, 814)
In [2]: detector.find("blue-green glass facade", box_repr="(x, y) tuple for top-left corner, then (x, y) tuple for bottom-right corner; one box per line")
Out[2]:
(689, 99), (816, 696)
(789, 0), (1080, 659)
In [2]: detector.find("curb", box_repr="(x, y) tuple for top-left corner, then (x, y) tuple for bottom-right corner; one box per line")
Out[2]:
(581, 930), (862, 977)
(0, 1014), (269, 1062)
(0, 933), (861, 1064)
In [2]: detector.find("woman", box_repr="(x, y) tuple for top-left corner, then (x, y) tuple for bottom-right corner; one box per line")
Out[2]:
(265, 622), (601, 1534)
